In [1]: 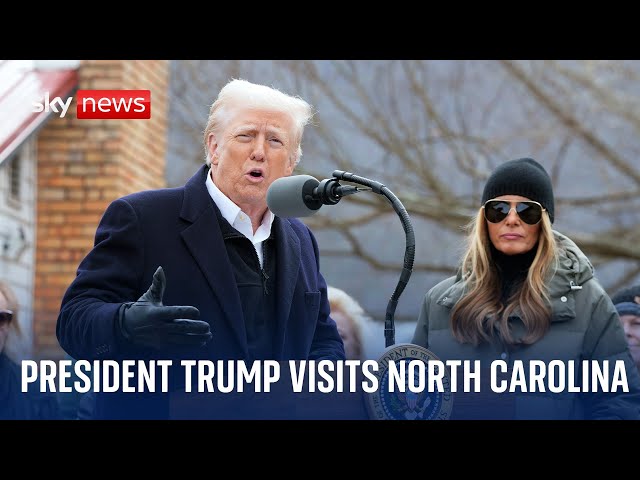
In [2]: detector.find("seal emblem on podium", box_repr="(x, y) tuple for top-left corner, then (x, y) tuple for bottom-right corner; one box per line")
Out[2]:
(365, 343), (454, 420)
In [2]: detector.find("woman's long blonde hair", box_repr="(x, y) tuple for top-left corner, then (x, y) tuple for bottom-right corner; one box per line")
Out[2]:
(450, 209), (558, 346)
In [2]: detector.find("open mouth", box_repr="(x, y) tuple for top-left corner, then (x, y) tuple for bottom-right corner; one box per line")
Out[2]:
(245, 168), (264, 182)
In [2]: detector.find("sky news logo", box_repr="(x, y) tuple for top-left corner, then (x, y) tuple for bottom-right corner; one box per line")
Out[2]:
(33, 90), (151, 119)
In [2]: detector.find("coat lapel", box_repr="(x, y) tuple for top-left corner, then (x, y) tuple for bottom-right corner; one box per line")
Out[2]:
(272, 218), (301, 359)
(179, 167), (248, 358)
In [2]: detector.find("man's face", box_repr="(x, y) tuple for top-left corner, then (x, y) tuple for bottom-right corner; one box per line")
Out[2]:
(620, 314), (640, 370)
(208, 108), (295, 216)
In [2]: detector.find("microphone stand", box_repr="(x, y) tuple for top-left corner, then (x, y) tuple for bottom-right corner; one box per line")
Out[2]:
(331, 170), (415, 348)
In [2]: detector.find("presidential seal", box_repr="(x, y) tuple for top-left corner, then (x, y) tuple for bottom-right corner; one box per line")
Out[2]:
(365, 343), (454, 420)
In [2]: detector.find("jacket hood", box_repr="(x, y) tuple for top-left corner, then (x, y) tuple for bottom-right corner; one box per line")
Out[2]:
(548, 230), (594, 294)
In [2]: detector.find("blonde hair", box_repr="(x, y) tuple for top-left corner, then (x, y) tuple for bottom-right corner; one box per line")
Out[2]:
(0, 280), (23, 362)
(327, 286), (369, 360)
(203, 79), (314, 168)
(450, 210), (558, 346)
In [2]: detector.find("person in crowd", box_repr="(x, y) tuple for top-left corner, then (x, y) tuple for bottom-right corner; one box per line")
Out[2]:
(328, 286), (369, 360)
(1, 280), (59, 420)
(611, 284), (640, 373)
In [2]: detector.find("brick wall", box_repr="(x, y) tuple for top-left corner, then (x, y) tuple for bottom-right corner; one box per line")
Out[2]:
(34, 60), (170, 359)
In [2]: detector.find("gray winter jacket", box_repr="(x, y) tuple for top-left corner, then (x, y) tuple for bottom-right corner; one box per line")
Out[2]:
(412, 231), (640, 419)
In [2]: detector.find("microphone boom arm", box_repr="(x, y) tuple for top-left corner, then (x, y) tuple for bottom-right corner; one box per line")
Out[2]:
(331, 170), (415, 348)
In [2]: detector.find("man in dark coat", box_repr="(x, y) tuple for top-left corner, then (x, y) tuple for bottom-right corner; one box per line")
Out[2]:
(56, 79), (345, 419)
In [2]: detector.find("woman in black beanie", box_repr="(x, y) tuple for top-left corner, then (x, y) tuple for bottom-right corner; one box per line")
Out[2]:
(412, 157), (640, 419)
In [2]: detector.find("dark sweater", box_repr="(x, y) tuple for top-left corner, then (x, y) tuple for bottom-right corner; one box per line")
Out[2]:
(491, 243), (537, 303)
(214, 205), (278, 362)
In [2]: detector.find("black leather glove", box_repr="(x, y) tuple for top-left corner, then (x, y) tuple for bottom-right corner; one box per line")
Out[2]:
(118, 266), (212, 349)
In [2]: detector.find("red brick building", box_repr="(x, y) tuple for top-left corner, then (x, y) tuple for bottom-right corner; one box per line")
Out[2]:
(0, 59), (170, 360)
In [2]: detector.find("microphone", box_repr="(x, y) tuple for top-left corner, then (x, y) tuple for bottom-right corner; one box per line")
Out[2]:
(267, 170), (439, 420)
(267, 174), (360, 218)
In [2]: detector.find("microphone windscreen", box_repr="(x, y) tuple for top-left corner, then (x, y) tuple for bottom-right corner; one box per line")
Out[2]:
(267, 175), (321, 218)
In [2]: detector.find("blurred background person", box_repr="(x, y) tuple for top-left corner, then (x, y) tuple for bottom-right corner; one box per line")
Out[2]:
(328, 286), (368, 360)
(612, 284), (640, 373)
(328, 285), (414, 361)
(0, 280), (59, 420)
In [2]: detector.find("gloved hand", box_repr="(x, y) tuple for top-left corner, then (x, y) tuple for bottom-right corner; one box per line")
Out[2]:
(119, 266), (212, 349)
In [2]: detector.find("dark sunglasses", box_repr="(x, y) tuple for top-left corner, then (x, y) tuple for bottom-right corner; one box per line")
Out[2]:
(0, 309), (13, 325)
(482, 199), (545, 225)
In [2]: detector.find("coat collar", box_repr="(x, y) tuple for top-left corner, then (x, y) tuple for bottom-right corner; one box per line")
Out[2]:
(179, 165), (248, 355)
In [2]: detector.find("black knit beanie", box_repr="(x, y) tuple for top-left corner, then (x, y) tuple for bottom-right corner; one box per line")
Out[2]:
(611, 284), (640, 306)
(612, 285), (640, 319)
(481, 157), (555, 223)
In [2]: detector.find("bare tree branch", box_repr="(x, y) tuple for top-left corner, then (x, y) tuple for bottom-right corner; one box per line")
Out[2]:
(566, 232), (640, 261)
(558, 189), (640, 206)
(169, 60), (640, 292)
(500, 60), (640, 185)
